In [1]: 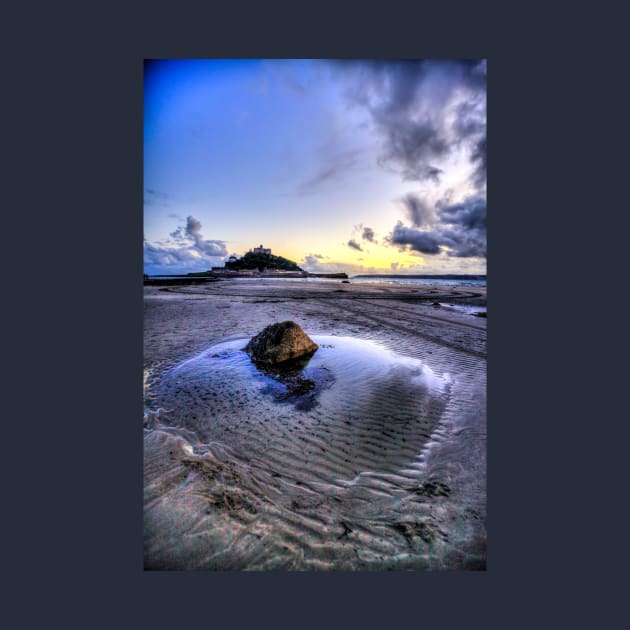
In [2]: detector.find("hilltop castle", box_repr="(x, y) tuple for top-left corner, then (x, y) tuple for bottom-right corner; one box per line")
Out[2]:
(251, 244), (271, 255)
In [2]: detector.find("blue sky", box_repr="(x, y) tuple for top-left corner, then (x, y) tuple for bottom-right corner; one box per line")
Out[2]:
(144, 59), (486, 275)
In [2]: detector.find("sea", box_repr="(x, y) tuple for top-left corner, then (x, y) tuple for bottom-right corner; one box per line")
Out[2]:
(349, 275), (486, 288)
(147, 274), (486, 288)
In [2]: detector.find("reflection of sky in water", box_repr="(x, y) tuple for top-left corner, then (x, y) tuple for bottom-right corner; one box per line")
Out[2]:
(144, 332), (486, 570)
(152, 336), (452, 482)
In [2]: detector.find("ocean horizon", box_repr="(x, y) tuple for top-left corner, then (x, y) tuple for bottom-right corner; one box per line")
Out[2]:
(146, 273), (486, 287)
(350, 274), (486, 287)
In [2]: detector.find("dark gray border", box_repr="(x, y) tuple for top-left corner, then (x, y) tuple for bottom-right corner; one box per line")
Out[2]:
(6, 0), (619, 626)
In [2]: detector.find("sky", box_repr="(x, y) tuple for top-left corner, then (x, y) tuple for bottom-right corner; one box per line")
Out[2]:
(144, 59), (486, 276)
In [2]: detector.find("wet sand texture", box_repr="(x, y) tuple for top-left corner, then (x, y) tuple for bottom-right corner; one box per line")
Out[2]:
(144, 279), (486, 570)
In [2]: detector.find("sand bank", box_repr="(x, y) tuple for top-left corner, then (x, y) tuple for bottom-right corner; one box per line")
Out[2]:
(144, 278), (486, 570)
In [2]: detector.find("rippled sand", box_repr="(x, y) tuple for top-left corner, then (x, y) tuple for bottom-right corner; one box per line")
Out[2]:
(144, 279), (486, 570)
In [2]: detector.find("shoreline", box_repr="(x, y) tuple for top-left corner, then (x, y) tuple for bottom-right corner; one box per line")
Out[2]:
(145, 272), (485, 283)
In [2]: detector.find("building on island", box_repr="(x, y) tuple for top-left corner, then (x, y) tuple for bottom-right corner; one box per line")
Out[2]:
(252, 244), (271, 255)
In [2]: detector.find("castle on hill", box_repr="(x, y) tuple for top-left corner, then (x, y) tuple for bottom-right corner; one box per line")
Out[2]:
(251, 244), (271, 255)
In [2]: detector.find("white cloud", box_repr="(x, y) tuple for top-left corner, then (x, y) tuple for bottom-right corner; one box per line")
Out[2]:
(144, 215), (228, 274)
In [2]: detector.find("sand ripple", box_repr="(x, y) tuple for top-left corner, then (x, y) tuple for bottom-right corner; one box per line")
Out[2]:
(144, 334), (485, 570)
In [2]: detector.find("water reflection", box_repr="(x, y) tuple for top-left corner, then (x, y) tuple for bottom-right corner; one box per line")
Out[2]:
(152, 336), (451, 483)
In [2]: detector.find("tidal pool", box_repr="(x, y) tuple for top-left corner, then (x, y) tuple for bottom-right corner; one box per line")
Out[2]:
(144, 335), (485, 570)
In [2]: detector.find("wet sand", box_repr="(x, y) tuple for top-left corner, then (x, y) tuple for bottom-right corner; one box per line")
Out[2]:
(144, 278), (486, 570)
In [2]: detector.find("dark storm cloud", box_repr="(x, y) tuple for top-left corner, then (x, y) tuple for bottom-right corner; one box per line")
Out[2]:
(376, 119), (447, 182)
(438, 228), (486, 258)
(436, 196), (486, 257)
(453, 97), (486, 140)
(385, 195), (486, 259)
(400, 194), (437, 227)
(347, 239), (363, 251)
(388, 222), (443, 254)
(437, 196), (486, 231)
(329, 60), (486, 260)
(470, 137), (486, 190)
(333, 59), (486, 187)
(362, 226), (376, 242)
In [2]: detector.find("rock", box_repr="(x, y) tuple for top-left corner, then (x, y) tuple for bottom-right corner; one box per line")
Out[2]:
(473, 311), (487, 318)
(245, 321), (318, 365)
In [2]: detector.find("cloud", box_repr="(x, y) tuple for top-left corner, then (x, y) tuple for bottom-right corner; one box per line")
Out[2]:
(438, 196), (486, 231)
(300, 255), (335, 272)
(144, 215), (228, 273)
(400, 194), (437, 227)
(454, 96), (486, 141)
(301, 253), (330, 268)
(327, 60), (486, 264)
(144, 188), (170, 207)
(183, 215), (228, 257)
(436, 196), (486, 257)
(362, 226), (376, 242)
(347, 239), (363, 251)
(334, 59), (486, 187)
(301, 255), (320, 267)
(297, 148), (363, 194)
(145, 188), (167, 198)
(377, 119), (447, 183)
(300, 251), (484, 276)
(470, 136), (486, 190)
(169, 226), (185, 241)
(385, 195), (486, 259)
(388, 222), (443, 254)
(300, 256), (386, 276)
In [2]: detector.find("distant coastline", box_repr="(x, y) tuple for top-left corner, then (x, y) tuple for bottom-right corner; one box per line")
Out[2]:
(351, 274), (486, 280)
(144, 272), (485, 285)
(145, 272), (485, 279)
(144, 270), (349, 285)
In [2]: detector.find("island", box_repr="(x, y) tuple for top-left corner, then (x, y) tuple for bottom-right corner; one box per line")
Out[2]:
(186, 245), (348, 279)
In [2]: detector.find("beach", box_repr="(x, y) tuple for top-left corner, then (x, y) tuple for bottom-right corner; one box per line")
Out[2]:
(143, 278), (487, 570)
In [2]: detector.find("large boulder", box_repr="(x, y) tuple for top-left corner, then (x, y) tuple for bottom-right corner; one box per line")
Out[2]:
(245, 321), (318, 365)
